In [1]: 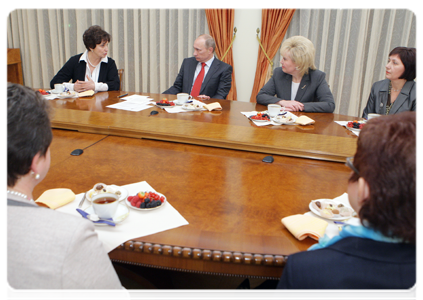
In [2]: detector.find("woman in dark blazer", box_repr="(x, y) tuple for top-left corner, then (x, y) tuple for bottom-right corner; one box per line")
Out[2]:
(256, 36), (335, 113)
(50, 25), (120, 92)
(235, 112), (420, 300)
(362, 47), (415, 119)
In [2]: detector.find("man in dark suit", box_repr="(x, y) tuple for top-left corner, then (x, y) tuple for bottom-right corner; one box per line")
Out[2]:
(163, 34), (232, 100)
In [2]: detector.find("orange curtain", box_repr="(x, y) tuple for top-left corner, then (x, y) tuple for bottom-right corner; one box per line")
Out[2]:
(249, 9), (295, 102)
(205, 9), (237, 100)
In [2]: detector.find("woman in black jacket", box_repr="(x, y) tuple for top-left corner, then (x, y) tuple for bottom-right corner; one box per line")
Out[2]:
(50, 25), (120, 92)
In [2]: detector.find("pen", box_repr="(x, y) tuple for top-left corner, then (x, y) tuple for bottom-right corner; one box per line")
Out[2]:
(118, 93), (128, 98)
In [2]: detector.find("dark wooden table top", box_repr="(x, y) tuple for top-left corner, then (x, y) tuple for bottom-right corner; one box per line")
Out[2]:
(48, 91), (360, 162)
(33, 128), (353, 279)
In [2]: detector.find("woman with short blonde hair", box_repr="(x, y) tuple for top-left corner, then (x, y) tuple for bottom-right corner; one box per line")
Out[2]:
(257, 36), (334, 113)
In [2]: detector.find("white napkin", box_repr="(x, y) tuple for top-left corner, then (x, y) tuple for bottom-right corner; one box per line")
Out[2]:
(335, 121), (360, 136)
(56, 181), (189, 253)
(241, 111), (297, 126)
(305, 193), (361, 239)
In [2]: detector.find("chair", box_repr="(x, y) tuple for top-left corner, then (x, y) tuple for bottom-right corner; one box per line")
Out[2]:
(118, 69), (124, 91)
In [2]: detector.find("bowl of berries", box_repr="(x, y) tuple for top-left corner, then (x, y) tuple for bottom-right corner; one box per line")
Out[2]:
(156, 98), (176, 108)
(249, 112), (271, 122)
(126, 191), (166, 210)
(346, 120), (365, 132)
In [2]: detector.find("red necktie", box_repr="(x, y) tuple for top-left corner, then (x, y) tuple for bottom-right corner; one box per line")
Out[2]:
(191, 63), (206, 97)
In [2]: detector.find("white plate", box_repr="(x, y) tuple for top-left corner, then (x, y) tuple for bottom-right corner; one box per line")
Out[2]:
(249, 116), (270, 122)
(346, 126), (361, 132)
(309, 199), (354, 221)
(272, 116), (295, 124)
(86, 185), (128, 202)
(156, 101), (177, 108)
(84, 203), (129, 226)
(125, 191), (166, 211)
(57, 91), (78, 99)
(182, 106), (203, 111)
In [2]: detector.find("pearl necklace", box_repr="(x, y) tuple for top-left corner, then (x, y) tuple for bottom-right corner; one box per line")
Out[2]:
(7, 189), (33, 202)
(87, 53), (100, 68)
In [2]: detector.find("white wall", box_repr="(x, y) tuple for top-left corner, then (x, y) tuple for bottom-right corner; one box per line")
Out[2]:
(233, 9), (262, 102)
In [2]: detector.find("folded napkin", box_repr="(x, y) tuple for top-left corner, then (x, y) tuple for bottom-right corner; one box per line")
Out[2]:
(203, 102), (222, 111)
(78, 90), (95, 97)
(35, 188), (76, 209)
(281, 214), (328, 241)
(295, 115), (315, 125)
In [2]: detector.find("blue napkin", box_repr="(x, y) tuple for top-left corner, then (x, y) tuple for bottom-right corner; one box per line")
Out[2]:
(76, 208), (116, 226)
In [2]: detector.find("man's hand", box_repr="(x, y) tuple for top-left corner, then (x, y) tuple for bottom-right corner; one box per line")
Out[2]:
(278, 100), (304, 112)
(196, 95), (210, 100)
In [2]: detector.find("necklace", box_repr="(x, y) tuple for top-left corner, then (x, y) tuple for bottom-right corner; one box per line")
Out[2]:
(7, 189), (33, 201)
(87, 53), (100, 68)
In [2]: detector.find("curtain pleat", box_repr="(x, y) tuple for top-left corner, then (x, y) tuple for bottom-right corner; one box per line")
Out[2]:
(249, 9), (295, 102)
(205, 9), (237, 100)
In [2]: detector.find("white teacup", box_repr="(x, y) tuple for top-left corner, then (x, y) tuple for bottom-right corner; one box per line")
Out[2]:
(92, 192), (119, 219)
(177, 93), (192, 104)
(54, 83), (65, 93)
(367, 113), (381, 120)
(267, 104), (282, 117)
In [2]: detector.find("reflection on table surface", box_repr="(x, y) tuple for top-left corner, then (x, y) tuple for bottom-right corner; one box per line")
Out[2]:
(34, 129), (352, 279)
(48, 91), (359, 162)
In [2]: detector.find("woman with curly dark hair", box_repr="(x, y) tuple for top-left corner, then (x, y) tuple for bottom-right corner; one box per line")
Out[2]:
(235, 112), (420, 300)
(50, 25), (120, 92)
(7, 83), (123, 289)
(277, 111), (416, 289)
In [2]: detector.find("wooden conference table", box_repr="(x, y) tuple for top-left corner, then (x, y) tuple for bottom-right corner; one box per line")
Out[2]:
(33, 91), (359, 280)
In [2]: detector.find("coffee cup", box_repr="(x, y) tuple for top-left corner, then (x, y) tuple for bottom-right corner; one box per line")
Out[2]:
(267, 104), (282, 117)
(177, 93), (192, 104)
(54, 83), (65, 93)
(92, 192), (119, 219)
(367, 113), (381, 120)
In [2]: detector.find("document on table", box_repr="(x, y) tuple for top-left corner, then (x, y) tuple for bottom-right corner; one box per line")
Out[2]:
(107, 95), (155, 112)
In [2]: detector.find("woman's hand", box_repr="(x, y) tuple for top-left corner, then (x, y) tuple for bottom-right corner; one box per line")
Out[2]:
(74, 76), (96, 92)
(278, 100), (304, 112)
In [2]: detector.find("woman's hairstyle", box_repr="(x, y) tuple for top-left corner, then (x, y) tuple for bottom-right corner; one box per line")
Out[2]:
(83, 25), (111, 51)
(389, 47), (416, 81)
(7, 83), (52, 187)
(349, 111), (415, 244)
(280, 36), (316, 76)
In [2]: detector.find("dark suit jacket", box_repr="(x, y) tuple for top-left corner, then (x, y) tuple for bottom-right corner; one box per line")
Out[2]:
(50, 53), (120, 91)
(277, 237), (416, 289)
(362, 79), (416, 119)
(163, 57), (232, 99)
(256, 68), (335, 113)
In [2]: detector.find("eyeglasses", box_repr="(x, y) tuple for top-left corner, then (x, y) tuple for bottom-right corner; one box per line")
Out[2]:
(345, 156), (360, 176)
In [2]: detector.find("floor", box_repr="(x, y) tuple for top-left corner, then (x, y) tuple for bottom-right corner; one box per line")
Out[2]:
(119, 268), (272, 300)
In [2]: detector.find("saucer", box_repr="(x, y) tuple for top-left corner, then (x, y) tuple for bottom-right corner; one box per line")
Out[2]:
(84, 203), (129, 226)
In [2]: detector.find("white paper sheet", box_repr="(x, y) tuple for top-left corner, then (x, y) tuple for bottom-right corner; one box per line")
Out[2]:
(56, 181), (189, 253)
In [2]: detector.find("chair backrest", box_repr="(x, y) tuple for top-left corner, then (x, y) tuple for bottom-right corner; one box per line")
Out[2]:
(118, 69), (124, 91)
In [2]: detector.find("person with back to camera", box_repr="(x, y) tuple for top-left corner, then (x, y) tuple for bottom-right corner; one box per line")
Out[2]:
(273, 112), (420, 300)
(256, 35), (335, 113)
(50, 25), (120, 92)
(362, 47), (416, 119)
(7, 83), (124, 289)
(163, 34), (233, 100)
(235, 112), (420, 300)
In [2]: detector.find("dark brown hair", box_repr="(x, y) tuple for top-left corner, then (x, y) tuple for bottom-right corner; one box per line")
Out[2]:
(7, 83), (52, 187)
(83, 25), (111, 51)
(389, 47), (416, 81)
(349, 112), (415, 244)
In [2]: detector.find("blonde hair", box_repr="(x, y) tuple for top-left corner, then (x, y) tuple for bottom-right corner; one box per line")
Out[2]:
(280, 36), (316, 77)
